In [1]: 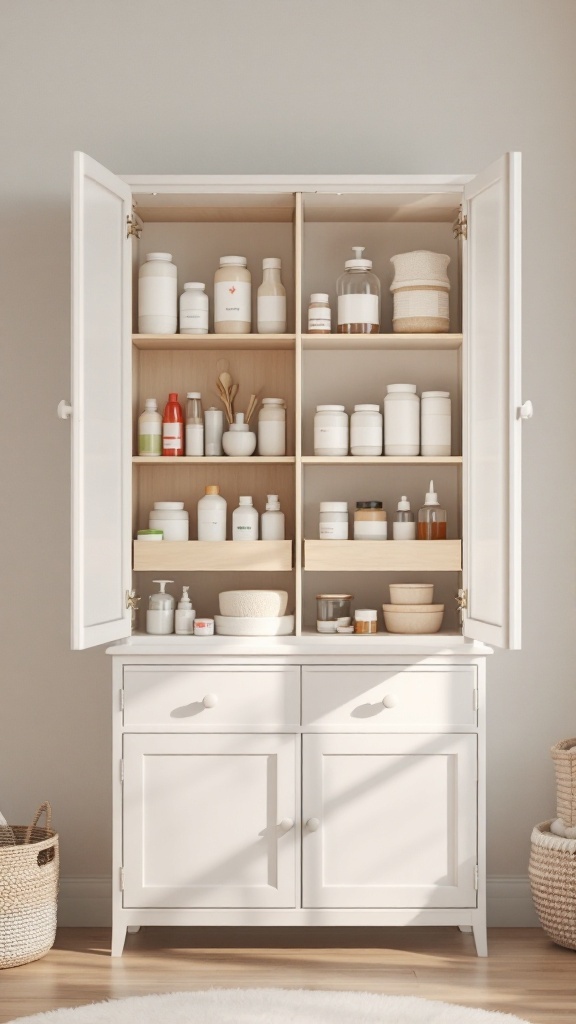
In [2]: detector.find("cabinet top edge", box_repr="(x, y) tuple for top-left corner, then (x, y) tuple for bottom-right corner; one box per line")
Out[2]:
(106, 635), (492, 657)
(121, 174), (472, 193)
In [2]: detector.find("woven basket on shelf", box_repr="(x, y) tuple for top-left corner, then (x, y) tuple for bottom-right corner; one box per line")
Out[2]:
(551, 738), (576, 827)
(529, 821), (576, 950)
(0, 803), (59, 969)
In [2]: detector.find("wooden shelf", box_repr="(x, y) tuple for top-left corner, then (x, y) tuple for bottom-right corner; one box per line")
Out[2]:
(301, 456), (462, 465)
(132, 456), (295, 465)
(302, 333), (462, 351)
(134, 540), (293, 572)
(133, 334), (295, 351)
(303, 539), (462, 572)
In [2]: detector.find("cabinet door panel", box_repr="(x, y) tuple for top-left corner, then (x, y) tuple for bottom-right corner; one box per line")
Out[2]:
(71, 152), (133, 649)
(123, 733), (297, 908)
(302, 733), (477, 908)
(463, 152), (522, 649)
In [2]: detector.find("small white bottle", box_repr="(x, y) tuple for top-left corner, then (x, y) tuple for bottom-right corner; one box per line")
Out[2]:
(392, 496), (416, 540)
(257, 258), (287, 334)
(146, 580), (175, 635)
(138, 253), (178, 334)
(138, 398), (162, 457)
(175, 586), (195, 635)
(185, 392), (204, 456)
(204, 407), (225, 456)
(261, 494), (285, 540)
(197, 485), (227, 541)
(232, 496), (259, 541)
(257, 398), (286, 456)
(179, 283), (209, 335)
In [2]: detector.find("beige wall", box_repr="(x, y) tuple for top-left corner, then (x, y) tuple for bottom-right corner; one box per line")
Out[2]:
(1, 0), (576, 916)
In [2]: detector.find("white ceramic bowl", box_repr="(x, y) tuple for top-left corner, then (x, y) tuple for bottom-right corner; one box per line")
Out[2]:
(382, 603), (444, 634)
(222, 431), (257, 457)
(218, 590), (289, 618)
(214, 614), (294, 636)
(389, 583), (434, 605)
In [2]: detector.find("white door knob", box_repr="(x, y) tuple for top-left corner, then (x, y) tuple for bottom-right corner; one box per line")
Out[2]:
(519, 400), (533, 420)
(202, 694), (218, 708)
(57, 400), (72, 419)
(279, 818), (294, 832)
(306, 817), (320, 832)
(382, 694), (398, 708)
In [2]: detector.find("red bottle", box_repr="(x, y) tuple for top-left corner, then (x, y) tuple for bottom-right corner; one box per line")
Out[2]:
(162, 392), (184, 456)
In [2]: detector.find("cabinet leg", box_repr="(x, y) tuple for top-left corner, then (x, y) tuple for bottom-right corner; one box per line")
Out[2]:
(472, 922), (488, 957)
(111, 921), (127, 957)
(127, 925), (141, 933)
(458, 925), (472, 932)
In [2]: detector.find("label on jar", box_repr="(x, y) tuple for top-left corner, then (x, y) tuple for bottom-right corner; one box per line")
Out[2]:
(354, 520), (388, 540)
(180, 307), (208, 331)
(314, 424), (348, 453)
(308, 313), (331, 331)
(338, 293), (379, 326)
(257, 295), (286, 324)
(139, 277), (177, 317)
(185, 423), (204, 456)
(392, 521), (416, 540)
(214, 281), (251, 323)
(162, 423), (183, 450)
(319, 521), (348, 540)
(138, 428), (162, 456)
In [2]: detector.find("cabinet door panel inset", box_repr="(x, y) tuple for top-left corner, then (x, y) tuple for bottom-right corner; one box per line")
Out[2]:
(302, 733), (476, 908)
(123, 733), (297, 908)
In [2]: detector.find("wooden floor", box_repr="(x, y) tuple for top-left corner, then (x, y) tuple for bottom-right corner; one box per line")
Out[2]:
(1, 928), (575, 1023)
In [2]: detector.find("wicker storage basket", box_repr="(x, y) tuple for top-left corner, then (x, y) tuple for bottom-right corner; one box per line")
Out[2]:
(551, 738), (576, 827)
(0, 803), (59, 968)
(390, 250), (451, 286)
(529, 821), (576, 950)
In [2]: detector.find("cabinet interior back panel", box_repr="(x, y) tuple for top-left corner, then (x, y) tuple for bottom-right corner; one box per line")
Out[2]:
(302, 223), (460, 333)
(137, 223), (295, 332)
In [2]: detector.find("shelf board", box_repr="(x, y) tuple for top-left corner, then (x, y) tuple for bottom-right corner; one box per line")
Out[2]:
(303, 539), (462, 572)
(133, 333), (295, 351)
(301, 456), (461, 465)
(134, 540), (293, 572)
(132, 456), (295, 465)
(302, 333), (462, 351)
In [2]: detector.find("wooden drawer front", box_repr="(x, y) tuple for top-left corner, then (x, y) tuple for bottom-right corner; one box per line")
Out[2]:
(301, 666), (476, 730)
(123, 666), (300, 730)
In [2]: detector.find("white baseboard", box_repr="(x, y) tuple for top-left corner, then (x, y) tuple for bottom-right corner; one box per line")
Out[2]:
(57, 876), (541, 929)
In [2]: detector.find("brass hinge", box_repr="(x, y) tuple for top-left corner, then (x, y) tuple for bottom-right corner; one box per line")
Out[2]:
(455, 588), (468, 621)
(453, 210), (468, 239)
(126, 214), (142, 239)
(120, 867), (125, 891)
(126, 590), (141, 611)
(474, 865), (479, 891)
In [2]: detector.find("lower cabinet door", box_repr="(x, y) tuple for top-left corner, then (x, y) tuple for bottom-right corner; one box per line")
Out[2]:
(123, 733), (298, 908)
(302, 733), (477, 909)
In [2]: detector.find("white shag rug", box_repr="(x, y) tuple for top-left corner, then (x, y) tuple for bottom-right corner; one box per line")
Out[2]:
(9, 988), (530, 1024)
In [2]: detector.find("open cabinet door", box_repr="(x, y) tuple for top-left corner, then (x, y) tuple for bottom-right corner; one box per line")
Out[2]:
(462, 153), (522, 649)
(70, 152), (133, 649)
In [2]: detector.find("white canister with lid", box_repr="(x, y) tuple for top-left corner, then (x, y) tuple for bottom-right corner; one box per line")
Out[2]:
(214, 256), (251, 334)
(258, 398), (286, 456)
(257, 258), (286, 334)
(384, 384), (420, 456)
(138, 253), (178, 334)
(179, 283), (208, 334)
(149, 508), (189, 541)
(421, 390), (451, 456)
(314, 405), (349, 456)
(308, 293), (331, 333)
(204, 407), (225, 456)
(319, 501), (349, 540)
(350, 404), (383, 456)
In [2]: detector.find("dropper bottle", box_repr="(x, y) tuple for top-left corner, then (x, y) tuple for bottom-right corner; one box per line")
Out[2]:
(417, 481), (447, 540)
(393, 495), (416, 540)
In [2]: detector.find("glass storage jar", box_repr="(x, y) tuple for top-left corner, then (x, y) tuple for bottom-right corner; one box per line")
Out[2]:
(353, 501), (387, 540)
(314, 405), (348, 456)
(337, 247), (380, 334)
(316, 594), (353, 634)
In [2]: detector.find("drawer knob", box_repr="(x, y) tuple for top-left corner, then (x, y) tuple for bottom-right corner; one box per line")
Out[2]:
(202, 694), (218, 709)
(382, 694), (398, 709)
(306, 817), (320, 832)
(279, 818), (294, 832)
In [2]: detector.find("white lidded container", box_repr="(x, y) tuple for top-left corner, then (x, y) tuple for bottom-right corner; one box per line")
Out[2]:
(258, 398), (286, 456)
(138, 398), (162, 457)
(146, 580), (175, 635)
(232, 496), (259, 541)
(319, 501), (348, 540)
(421, 390), (451, 456)
(214, 256), (251, 334)
(149, 507), (189, 541)
(337, 247), (380, 334)
(197, 485), (227, 541)
(138, 253), (177, 334)
(179, 282), (208, 335)
(261, 494), (285, 540)
(204, 407), (225, 456)
(350, 404), (383, 456)
(314, 405), (348, 456)
(384, 384), (420, 456)
(257, 258), (286, 334)
(185, 392), (204, 457)
(308, 293), (331, 333)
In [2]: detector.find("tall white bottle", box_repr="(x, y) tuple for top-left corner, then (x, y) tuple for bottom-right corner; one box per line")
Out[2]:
(197, 485), (227, 541)
(138, 398), (162, 457)
(257, 258), (287, 334)
(261, 494), (285, 540)
(232, 496), (259, 541)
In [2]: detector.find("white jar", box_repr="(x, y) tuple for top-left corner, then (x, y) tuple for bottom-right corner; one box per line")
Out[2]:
(197, 485), (227, 541)
(232, 496), (259, 541)
(180, 282), (208, 335)
(149, 509), (189, 541)
(384, 384), (420, 456)
(204, 407), (225, 456)
(319, 501), (348, 540)
(258, 398), (286, 456)
(138, 253), (177, 334)
(194, 618), (214, 636)
(214, 256), (251, 334)
(314, 405), (348, 456)
(257, 258), (286, 334)
(421, 390), (451, 456)
(308, 293), (331, 333)
(350, 404), (383, 456)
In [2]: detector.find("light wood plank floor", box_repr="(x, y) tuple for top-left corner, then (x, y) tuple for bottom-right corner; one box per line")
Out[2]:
(1, 928), (574, 1023)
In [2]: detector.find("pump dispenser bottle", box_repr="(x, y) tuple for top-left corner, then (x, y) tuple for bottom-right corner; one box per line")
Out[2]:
(393, 495), (416, 540)
(417, 481), (447, 540)
(261, 494), (285, 540)
(146, 580), (175, 635)
(175, 586), (195, 635)
(337, 246), (380, 334)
